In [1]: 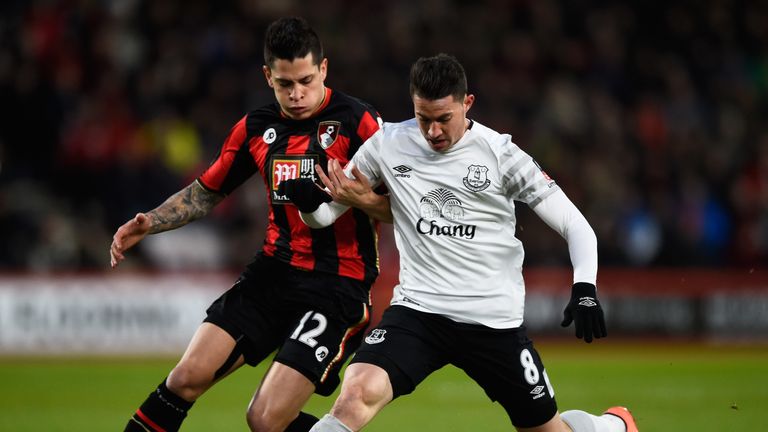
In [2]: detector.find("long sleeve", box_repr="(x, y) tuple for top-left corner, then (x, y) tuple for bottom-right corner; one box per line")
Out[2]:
(299, 201), (351, 228)
(532, 189), (598, 285)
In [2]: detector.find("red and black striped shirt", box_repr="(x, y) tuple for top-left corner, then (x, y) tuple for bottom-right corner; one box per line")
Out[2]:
(198, 88), (382, 284)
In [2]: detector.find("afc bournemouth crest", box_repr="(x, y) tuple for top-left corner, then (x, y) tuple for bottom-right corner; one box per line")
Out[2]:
(317, 121), (341, 149)
(463, 165), (491, 192)
(364, 328), (387, 344)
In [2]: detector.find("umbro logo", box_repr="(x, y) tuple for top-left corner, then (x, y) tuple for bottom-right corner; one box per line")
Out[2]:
(530, 385), (546, 400)
(401, 296), (421, 306)
(578, 297), (597, 307)
(393, 165), (412, 178)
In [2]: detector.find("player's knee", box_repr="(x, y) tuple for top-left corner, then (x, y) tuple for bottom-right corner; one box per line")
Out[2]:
(166, 363), (211, 401)
(335, 375), (387, 413)
(245, 406), (290, 432)
(245, 409), (266, 432)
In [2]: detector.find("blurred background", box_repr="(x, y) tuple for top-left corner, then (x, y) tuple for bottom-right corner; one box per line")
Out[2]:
(1, 1), (767, 431)
(1, 0), (767, 353)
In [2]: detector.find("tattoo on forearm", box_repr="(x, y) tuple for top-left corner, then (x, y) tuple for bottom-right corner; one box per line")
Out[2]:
(146, 182), (223, 234)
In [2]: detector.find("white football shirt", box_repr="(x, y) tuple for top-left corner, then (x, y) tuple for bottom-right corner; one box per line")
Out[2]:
(350, 119), (563, 328)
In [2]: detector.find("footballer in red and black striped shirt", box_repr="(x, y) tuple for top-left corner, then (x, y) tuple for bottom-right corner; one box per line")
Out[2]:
(114, 17), (383, 432)
(198, 87), (382, 284)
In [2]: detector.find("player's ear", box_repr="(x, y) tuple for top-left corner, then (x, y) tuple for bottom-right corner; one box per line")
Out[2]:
(263, 65), (274, 88)
(319, 57), (328, 82)
(463, 94), (475, 114)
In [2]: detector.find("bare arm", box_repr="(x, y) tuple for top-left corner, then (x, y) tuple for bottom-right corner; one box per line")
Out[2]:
(109, 180), (224, 267)
(317, 159), (393, 223)
(145, 180), (224, 232)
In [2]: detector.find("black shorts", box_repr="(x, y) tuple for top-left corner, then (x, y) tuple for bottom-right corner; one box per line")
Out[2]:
(351, 305), (557, 428)
(205, 253), (371, 396)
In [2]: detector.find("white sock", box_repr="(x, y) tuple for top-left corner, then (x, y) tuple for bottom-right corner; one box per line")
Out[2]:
(561, 410), (626, 432)
(309, 414), (354, 432)
(600, 414), (627, 431)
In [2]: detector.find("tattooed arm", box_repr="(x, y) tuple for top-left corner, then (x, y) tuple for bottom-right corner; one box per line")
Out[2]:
(110, 180), (224, 267)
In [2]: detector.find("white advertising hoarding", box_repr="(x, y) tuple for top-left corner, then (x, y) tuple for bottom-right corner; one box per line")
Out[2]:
(0, 274), (234, 354)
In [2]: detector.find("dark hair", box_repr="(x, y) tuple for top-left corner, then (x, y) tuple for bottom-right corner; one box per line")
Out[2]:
(263, 17), (323, 67)
(409, 53), (467, 101)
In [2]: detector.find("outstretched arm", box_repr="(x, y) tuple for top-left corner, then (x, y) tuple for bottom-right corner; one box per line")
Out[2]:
(533, 189), (597, 284)
(109, 180), (224, 267)
(532, 189), (606, 343)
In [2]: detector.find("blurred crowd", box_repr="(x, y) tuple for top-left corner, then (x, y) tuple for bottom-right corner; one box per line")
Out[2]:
(1, 0), (767, 271)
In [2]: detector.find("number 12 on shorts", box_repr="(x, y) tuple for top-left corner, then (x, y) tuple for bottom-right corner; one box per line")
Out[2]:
(290, 311), (328, 348)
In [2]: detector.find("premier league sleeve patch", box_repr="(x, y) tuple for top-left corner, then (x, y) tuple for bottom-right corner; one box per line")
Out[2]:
(318, 121), (341, 149)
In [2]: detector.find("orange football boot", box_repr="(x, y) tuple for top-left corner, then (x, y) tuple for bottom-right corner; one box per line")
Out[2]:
(603, 406), (638, 432)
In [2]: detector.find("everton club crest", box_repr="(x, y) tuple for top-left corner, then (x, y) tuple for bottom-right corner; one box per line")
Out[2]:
(364, 328), (387, 344)
(463, 165), (491, 192)
(317, 121), (341, 149)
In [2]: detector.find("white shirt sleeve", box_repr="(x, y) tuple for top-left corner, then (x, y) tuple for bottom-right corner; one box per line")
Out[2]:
(498, 137), (559, 207)
(532, 189), (598, 285)
(346, 129), (384, 186)
(300, 201), (350, 228)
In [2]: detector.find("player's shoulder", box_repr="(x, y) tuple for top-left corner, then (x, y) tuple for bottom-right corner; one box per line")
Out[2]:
(469, 120), (507, 144)
(367, 119), (418, 148)
(355, 119), (414, 155)
(328, 89), (379, 115)
(242, 104), (281, 133)
(365, 119), (426, 158)
(381, 118), (419, 136)
(469, 120), (520, 156)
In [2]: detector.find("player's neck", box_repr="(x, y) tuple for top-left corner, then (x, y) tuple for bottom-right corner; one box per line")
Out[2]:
(308, 86), (330, 117)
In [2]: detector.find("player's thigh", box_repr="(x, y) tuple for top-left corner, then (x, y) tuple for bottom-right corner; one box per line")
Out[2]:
(351, 306), (448, 398)
(170, 322), (245, 386)
(457, 327), (557, 429)
(247, 361), (316, 420)
(203, 260), (293, 367)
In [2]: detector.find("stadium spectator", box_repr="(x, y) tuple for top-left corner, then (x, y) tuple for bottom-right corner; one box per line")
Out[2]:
(111, 17), (385, 432)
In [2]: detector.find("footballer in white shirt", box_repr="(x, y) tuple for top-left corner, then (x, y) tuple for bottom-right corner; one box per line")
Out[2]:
(281, 54), (637, 432)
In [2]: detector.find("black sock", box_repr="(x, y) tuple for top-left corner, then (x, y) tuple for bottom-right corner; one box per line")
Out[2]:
(284, 412), (320, 432)
(125, 379), (194, 432)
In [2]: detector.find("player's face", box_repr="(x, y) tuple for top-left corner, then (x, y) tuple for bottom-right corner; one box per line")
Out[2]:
(413, 93), (474, 152)
(263, 53), (328, 120)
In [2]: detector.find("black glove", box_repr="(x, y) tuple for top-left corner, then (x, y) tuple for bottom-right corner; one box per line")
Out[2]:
(561, 282), (607, 343)
(278, 178), (332, 213)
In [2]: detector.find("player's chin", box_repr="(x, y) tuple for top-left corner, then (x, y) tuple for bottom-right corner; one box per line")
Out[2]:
(285, 107), (311, 119)
(429, 141), (450, 152)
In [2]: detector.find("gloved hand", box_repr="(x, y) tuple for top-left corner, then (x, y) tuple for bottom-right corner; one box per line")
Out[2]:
(278, 178), (332, 213)
(561, 282), (607, 343)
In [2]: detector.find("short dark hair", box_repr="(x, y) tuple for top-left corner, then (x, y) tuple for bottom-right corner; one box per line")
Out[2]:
(409, 53), (467, 101)
(263, 17), (323, 67)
